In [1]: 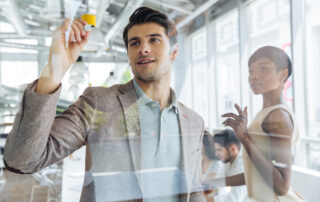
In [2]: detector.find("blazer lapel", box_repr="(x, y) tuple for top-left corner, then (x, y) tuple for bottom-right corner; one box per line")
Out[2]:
(177, 103), (192, 197)
(117, 80), (143, 189)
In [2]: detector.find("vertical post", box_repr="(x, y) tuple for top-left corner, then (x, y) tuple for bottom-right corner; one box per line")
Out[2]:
(290, 0), (308, 167)
(238, 0), (251, 119)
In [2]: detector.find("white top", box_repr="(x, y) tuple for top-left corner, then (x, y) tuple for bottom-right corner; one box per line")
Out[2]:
(214, 153), (247, 202)
(201, 159), (223, 181)
(243, 104), (305, 202)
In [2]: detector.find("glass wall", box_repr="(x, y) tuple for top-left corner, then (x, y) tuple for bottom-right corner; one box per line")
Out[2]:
(191, 28), (209, 125)
(213, 10), (240, 128)
(1, 0), (320, 201)
(247, 0), (292, 115)
(304, 0), (320, 171)
(176, 0), (320, 176)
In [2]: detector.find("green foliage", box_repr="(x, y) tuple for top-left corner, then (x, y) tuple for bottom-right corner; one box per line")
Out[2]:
(121, 69), (133, 84)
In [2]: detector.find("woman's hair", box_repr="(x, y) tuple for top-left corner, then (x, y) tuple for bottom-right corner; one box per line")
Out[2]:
(248, 46), (292, 81)
(203, 130), (219, 160)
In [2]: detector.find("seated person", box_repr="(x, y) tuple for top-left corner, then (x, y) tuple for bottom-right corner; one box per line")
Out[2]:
(201, 130), (222, 180)
(205, 129), (247, 202)
(201, 130), (223, 202)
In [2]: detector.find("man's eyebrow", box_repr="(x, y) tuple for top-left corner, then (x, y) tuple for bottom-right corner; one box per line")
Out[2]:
(148, 33), (162, 38)
(129, 33), (163, 42)
(128, 37), (139, 43)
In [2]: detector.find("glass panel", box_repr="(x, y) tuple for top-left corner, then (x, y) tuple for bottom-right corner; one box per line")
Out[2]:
(306, 141), (320, 170)
(215, 10), (240, 128)
(247, 0), (292, 115)
(191, 28), (209, 125)
(0, 61), (38, 87)
(88, 62), (115, 86)
(305, 0), (320, 170)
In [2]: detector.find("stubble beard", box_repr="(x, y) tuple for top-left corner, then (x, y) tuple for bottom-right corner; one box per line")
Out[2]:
(223, 150), (233, 164)
(135, 71), (157, 83)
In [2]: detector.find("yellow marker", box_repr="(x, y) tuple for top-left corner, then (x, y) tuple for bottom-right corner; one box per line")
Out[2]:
(81, 14), (96, 31)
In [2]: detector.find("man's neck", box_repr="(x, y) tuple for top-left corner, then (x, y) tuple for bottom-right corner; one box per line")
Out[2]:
(135, 74), (171, 110)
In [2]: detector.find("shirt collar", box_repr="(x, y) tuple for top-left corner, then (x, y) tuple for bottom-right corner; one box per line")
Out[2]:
(169, 88), (178, 114)
(133, 78), (154, 106)
(133, 78), (178, 114)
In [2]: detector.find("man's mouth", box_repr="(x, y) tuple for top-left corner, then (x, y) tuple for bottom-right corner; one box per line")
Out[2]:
(137, 59), (156, 65)
(250, 83), (261, 88)
(250, 82), (262, 87)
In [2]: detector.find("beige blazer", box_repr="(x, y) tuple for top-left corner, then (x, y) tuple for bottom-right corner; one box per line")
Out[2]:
(4, 80), (205, 202)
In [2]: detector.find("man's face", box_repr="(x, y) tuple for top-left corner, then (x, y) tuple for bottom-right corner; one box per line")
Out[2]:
(214, 143), (232, 163)
(127, 22), (177, 82)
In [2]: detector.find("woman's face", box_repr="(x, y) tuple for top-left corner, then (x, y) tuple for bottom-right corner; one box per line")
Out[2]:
(248, 57), (286, 95)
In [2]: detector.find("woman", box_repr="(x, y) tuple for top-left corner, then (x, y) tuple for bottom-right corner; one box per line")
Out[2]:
(222, 46), (305, 201)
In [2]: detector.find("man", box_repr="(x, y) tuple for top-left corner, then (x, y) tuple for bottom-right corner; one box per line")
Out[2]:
(205, 129), (246, 202)
(4, 7), (205, 202)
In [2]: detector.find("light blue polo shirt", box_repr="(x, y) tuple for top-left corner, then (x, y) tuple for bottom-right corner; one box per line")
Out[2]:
(133, 79), (181, 201)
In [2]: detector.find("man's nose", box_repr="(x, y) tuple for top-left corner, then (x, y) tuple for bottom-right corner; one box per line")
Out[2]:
(249, 71), (258, 81)
(139, 42), (150, 55)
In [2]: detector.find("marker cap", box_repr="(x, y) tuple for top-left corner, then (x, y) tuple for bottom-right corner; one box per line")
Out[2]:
(81, 14), (96, 27)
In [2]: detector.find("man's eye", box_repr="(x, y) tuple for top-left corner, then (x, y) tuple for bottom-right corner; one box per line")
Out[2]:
(130, 41), (139, 47)
(151, 38), (160, 42)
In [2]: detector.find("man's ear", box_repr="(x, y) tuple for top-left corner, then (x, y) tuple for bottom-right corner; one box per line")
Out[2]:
(229, 144), (236, 154)
(169, 43), (178, 62)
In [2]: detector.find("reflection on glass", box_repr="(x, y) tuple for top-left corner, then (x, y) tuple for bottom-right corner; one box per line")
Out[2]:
(0, 61), (38, 88)
(305, 0), (320, 171)
(191, 28), (209, 125)
(215, 10), (240, 127)
(212, 129), (246, 202)
(222, 46), (305, 201)
(247, 0), (292, 115)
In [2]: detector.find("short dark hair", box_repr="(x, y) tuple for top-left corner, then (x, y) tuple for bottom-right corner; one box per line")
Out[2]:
(203, 130), (218, 160)
(213, 129), (241, 150)
(248, 46), (292, 82)
(122, 6), (178, 49)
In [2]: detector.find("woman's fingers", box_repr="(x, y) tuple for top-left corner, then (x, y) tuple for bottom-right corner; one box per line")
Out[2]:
(244, 106), (248, 118)
(222, 113), (242, 121)
(223, 118), (238, 131)
(235, 103), (246, 119)
(223, 118), (236, 126)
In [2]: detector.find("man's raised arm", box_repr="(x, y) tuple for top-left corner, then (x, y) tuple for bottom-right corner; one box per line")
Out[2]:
(3, 19), (93, 173)
(37, 18), (90, 94)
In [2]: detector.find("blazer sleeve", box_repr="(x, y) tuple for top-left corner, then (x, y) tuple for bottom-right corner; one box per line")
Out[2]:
(3, 80), (95, 174)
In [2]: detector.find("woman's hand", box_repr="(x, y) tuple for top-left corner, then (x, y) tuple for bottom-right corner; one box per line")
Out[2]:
(222, 104), (249, 142)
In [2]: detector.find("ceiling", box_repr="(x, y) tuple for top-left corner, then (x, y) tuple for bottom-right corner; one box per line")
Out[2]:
(0, 0), (220, 62)
(0, 0), (222, 114)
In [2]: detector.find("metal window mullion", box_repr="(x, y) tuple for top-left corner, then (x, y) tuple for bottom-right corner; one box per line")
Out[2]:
(290, 0), (308, 168)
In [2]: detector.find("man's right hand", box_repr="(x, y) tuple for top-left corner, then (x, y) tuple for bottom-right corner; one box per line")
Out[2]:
(36, 18), (91, 94)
